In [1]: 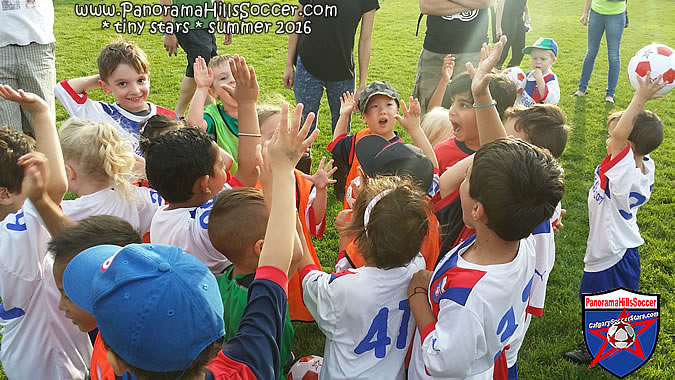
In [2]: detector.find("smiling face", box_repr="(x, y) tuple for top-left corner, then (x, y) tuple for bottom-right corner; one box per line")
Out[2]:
(362, 94), (398, 140)
(448, 93), (479, 150)
(100, 63), (150, 113)
(53, 262), (97, 333)
(530, 48), (556, 73)
(210, 62), (238, 110)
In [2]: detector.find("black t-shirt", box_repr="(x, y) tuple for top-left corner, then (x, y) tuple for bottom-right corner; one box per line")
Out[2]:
(423, 8), (489, 54)
(502, 0), (527, 18)
(297, 0), (379, 81)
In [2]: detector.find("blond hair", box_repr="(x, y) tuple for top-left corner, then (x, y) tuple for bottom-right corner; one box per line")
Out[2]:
(256, 93), (295, 124)
(208, 54), (234, 71)
(421, 107), (453, 147)
(59, 118), (137, 201)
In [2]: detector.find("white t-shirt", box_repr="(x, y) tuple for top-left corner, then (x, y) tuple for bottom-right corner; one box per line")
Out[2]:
(61, 187), (165, 235)
(585, 146), (654, 272)
(0, 201), (92, 379)
(408, 234), (536, 380)
(516, 70), (560, 107)
(0, 0), (54, 47)
(301, 254), (426, 380)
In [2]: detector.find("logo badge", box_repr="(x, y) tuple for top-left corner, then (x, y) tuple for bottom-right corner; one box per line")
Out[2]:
(582, 288), (660, 378)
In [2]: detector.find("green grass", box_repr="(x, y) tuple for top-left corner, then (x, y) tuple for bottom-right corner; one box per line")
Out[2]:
(1, 0), (673, 379)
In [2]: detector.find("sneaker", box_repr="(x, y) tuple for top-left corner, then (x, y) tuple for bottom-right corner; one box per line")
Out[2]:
(571, 90), (585, 97)
(562, 343), (593, 364)
(605, 96), (615, 104)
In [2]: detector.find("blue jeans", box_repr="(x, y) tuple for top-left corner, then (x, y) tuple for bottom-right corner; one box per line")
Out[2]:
(577, 9), (626, 97)
(293, 56), (354, 135)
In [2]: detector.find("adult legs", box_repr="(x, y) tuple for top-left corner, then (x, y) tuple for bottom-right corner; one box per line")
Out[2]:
(412, 48), (446, 116)
(175, 30), (218, 118)
(0, 44), (22, 132)
(293, 56), (325, 173)
(325, 77), (354, 134)
(604, 12), (626, 98)
(577, 10), (605, 94)
(507, 17), (527, 68)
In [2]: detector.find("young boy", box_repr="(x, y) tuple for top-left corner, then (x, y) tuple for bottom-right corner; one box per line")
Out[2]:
(517, 37), (560, 107)
(146, 55), (260, 275)
(0, 85), (91, 379)
(431, 69), (517, 257)
(563, 75), (666, 365)
(61, 95), (319, 379)
(55, 40), (178, 150)
(187, 55), (242, 173)
(407, 38), (565, 380)
(299, 176), (428, 379)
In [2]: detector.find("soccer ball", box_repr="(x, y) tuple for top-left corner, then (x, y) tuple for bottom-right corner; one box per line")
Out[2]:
(607, 322), (636, 349)
(627, 43), (675, 95)
(502, 66), (526, 94)
(287, 355), (323, 380)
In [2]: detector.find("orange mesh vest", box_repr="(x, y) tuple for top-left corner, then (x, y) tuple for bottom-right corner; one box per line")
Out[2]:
(343, 129), (373, 209)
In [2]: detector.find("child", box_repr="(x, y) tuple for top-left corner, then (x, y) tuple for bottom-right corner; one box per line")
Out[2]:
(421, 106), (454, 147)
(58, 118), (165, 236)
(503, 104), (569, 158)
(49, 215), (143, 380)
(0, 85), (91, 379)
(207, 188), (296, 379)
(299, 176), (428, 379)
(146, 55), (259, 275)
(425, 54), (455, 112)
(187, 55), (242, 173)
(516, 37), (560, 107)
(61, 95), (319, 379)
(257, 99), (332, 322)
(55, 40), (178, 151)
(563, 75), (666, 365)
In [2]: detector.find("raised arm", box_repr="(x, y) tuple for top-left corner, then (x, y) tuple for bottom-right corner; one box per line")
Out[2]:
(419, 0), (493, 16)
(427, 55), (455, 111)
(355, 9), (376, 104)
(301, 156), (337, 227)
(438, 154), (473, 198)
(607, 74), (666, 159)
(186, 56), (213, 130)
(64, 75), (101, 94)
(397, 97), (439, 169)
(333, 91), (356, 141)
(0, 86), (67, 203)
(283, 4), (304, 89)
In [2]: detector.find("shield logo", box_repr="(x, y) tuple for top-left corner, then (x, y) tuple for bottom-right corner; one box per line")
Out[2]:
(582, 288), (660, 378)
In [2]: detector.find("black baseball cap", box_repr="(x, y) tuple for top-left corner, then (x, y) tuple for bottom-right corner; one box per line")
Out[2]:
(358, 81), (400, 112)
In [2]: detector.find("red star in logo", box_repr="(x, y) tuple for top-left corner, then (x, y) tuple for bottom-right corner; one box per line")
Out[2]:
(587, 309), (658, 369)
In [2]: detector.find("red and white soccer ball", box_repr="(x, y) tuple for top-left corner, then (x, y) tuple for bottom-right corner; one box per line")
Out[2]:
(627, 43), (675, 96)
(502, 66), (526, 94)
(607, 321), (636, 349)
(287, 355), (323, 380)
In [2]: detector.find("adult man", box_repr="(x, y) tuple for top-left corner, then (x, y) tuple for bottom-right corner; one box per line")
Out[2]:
(413, 0), (493, 114)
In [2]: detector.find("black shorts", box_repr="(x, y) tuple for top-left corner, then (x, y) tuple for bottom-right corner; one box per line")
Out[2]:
(176, 29), (218, 77)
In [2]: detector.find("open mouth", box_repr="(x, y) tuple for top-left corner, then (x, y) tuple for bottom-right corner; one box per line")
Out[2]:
(379, 118), (388, 126)
(451, 120), (462, 134)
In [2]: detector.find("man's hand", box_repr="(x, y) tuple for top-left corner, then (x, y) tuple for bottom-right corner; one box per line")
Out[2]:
(164, 34), (179, 56)
(223, 33), (233, 46)
(0, 85), (49, 114)
(395, 96), (422, 133)
(302, 156), (338, 189)
(339, 91), (357, 118)
(193, 56), (214, 89)
(266, 103), (319, 173)
(222, 54), (258, 105)
(354, 85), (366, 112)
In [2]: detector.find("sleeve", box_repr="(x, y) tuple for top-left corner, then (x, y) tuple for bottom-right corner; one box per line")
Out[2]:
(135, 187), (165, 235)
(193, 198), (230, 275)
(419, 303), (486, 378)
(542, 76), (560, 105)
(300, 265), (339, 338)
(54, 80), (93, 118)
(326, 134), (353, 163)
(598, 145), (635, 208)
(527, 219), (555, 317)
(363, 0), (380, 12)
(305, 186), (325, 238)
(216, 266), (289, 380)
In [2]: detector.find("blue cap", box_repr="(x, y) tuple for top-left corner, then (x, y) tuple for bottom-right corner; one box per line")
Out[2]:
(522, 38), (558, 57)
(63, 244), (225, 372)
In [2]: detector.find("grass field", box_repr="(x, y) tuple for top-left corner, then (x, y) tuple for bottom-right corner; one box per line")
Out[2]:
(1, 0), (673, 378)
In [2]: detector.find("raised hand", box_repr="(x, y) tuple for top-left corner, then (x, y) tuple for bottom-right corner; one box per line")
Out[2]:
(266, 103), (319, 173)
(634, 73), (667, 101)
(395, 96), (422, 133)
(466, 35), (507, 99)
(222, 54), (258, 105)
(0, 85), (48, 114)
(302, 156), (337, 189)
(193, 56), (214, 89)
(441, 54), (455, 82)
(339, 91), (357, 117)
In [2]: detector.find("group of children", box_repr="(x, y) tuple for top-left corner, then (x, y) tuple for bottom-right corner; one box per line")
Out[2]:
(0, 28), (667, 380)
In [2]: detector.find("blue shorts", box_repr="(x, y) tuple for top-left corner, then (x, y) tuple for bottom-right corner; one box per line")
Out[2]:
(579, 247), (640, 302)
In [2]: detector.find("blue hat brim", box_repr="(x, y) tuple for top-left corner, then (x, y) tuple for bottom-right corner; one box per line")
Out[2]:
(63, 245), (123, 314)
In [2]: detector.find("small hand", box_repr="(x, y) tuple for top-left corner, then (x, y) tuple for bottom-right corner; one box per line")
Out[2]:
(283, 65), (294, 89)
(301, 156), (338, 189)
(350, 166), (369, 202)
(394, 96), (421, 133)
(408, 269), (433, 295)
(266, 103), (319, 173)
(222, 54), (258, 105)
(531, 69), (544, 81)
(163, 33), (178, 56)
(339, 91), (357, 117)
(634, 73), (667, 101)
(552, 209), (566, 234)
(0, 85), (48, 114)
(466, 35), (507, 98)
(256, 143), (273, 193)
(193, 56), (214, 89)
(441, 54), (455, 82)
(17, 152), (49, 202)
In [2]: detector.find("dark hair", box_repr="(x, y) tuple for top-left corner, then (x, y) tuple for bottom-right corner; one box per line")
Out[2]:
(49, 215), (142, 267)
(144, 128), (218, 203)
(107, 338), (223, 380)
(97, 40), (149, 82)
(627, 110), (663, 156)
(345, 176), (429, 269)
(470, 138), (564, 241)
(138, 114), (184, 153)
(504, 104), (569, 158)
(448, 72), (517, 119)
(208, 187), (268, 265)
(0, 126), (36, 193)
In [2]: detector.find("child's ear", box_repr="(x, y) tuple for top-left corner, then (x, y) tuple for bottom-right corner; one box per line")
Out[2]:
(194, 174), (210, 196)
(472, 200), (485, 222)
(0, 187), (13, 205)
(65, 165), (76, 182)
(253, 239), (264, 257)
(98, 79), (111, 94)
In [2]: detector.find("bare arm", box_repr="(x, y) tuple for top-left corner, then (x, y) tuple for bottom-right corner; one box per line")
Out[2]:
(333, 92), (356, 141)
(65, 75), (101, 94)
(397, 97), (439, 169)
(355, 9), (376, 103)
(301, 157), (337, 226)
(438, 154), (473, 198)
(160, 0), (178, 56)
(419, 0), (493, 16)
(580, 0), (592, 25)
(283, 4), (304, 89)
(408, 270), (435, 331)
(495, 0), (504, 36)
(427, 55), (455, 111)
(186, 56), (212, 130)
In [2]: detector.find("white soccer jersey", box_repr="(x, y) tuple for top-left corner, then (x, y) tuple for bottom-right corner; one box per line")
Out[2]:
(516, 70), (560, 107)
(54, 80), (177, 152)
(301, 254), (426, 380)
(585, 146), (654, 272)
(0, 201), (92, 379)
(61, 187), (165, 235)
(408, 234), (536, 380)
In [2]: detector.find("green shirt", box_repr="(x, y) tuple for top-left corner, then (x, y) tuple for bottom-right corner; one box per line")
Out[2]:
(592, 0), (626, 15)
(216, 266), (295, 379)
(172, 0), (216, 30)
(204, 104), (239, 174)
